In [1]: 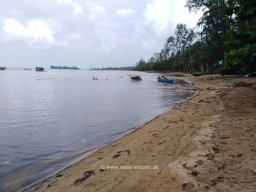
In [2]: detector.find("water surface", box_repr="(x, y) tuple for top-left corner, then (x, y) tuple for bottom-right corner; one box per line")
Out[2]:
(0, 70), (194, 192)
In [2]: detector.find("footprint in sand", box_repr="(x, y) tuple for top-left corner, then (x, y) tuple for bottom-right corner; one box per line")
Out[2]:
(73, 170), (95, 186)
(112, 150), (130, 159)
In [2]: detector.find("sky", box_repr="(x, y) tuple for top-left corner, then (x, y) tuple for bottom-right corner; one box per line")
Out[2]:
(0, 0), (202, 69)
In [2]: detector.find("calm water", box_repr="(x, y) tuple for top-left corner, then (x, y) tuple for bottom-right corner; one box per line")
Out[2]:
(0, 69), (194, 192)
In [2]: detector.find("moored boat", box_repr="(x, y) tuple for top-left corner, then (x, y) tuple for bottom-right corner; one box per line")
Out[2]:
(0, 67), (6, 70)
(130, 75), (142, 81)
(36, 67), (44, 72)
(157, 76), (174, 83)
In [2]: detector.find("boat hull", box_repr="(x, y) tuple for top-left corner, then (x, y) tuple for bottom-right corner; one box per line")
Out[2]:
(157, 79), (174, 83)
(130, 76), (142, 81)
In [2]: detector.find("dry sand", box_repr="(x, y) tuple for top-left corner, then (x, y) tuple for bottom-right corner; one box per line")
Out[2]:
(29, 74), (256, 192)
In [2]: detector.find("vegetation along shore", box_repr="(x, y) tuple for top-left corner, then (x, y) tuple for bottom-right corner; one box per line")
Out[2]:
(135, 0), (256, 76)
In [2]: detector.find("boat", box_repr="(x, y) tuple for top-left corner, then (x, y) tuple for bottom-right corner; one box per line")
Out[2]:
(0, 67), (6, 70)
(157, 76), (174, 83)
(130, 75), (142, 81)
(36, 67), (44, 72)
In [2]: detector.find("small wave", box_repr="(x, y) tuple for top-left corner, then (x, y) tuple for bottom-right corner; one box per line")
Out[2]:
(35, 78), (56, 81)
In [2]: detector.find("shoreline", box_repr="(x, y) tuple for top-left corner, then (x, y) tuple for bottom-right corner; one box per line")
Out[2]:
(29, 74), (256, 192)
(21, 77), (194, 192)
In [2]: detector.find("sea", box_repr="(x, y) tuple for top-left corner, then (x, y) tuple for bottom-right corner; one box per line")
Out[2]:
(0, 69), (194, 192)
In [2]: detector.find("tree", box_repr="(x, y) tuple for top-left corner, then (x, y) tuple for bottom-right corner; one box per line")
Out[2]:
(136, 59), (147, 71)
(187, 0), (256, 74)
(222, 0), (256, 74)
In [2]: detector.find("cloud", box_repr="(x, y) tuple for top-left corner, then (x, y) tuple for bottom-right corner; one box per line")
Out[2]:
(0, 0), (203, 68)
(116, 9), (135, 17)
(144, 0), (171, 32)
(172, 1), (202, 28)
(56, 0), (83, 15)
(86, 2), (106, 21)
(144, 0), (202, 34)
(3, 18), (55, 46)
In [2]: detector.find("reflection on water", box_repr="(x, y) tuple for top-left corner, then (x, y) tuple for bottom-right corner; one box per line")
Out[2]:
(0, 70), (194, 192)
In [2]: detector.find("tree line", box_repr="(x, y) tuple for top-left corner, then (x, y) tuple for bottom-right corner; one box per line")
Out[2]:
(135, 0), (256, 75)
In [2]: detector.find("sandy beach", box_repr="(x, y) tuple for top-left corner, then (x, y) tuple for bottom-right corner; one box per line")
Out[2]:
(29, 74), (256, 192)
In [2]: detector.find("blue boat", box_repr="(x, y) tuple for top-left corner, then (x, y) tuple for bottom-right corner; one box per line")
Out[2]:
(157, 76), (174, 83)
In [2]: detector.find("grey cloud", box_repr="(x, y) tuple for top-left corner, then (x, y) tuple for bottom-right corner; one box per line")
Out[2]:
(0, 0), (200, 68)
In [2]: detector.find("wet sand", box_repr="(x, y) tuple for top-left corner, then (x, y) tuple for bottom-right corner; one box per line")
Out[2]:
(29, 74), (256, 192)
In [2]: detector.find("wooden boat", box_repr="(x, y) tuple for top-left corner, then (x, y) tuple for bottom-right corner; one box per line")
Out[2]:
(36, 67), (44, 72)
(0, 67), (6, 70)
(157, 76), (174, 83)
(130, 75), (142, 81)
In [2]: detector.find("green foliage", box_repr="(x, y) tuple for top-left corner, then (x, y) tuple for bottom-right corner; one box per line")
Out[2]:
(221, 43), (256, 74)
(135, 0), (256, 75)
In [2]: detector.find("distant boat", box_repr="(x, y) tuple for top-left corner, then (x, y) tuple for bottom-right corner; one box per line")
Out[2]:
(130, 75), (142, 81)
(93, 76), (98, 80)
(24, 68), (32, 70)
(0, 67), (6, 70)
(36, 67), (44, 72)
(157, 76), (174, 83)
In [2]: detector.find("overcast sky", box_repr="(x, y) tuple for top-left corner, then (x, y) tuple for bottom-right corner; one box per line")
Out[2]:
(0, 0), (201, 69)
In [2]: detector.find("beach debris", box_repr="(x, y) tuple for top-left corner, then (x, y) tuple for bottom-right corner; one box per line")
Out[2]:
(113, 150), (130, 159)
(182, 163), (190, 170)
(56, 174), (63, 177)
(232, 82), (255, 87)
(206, 153), (215, 161)
(113, 153), (121, 159)
(73, 170), (95, 186)
(117, 150), (130, 156)
(237, 153), (243, 158)
(47, 181), (57, 188)
(220, 141), (227, 145)
(217, 176), (224, 182)
(158, 140), (166, 145)
(191, 170), (199, 177)
(245, 72), (256, 77)
(196, 160), (204, 166)
(182, 182), (196, 191)
(84, 170), (95, 177)
(199, 140), (207, 145)
(210, 176), (224, 187)
(221, 136), (230, 139)
(212, 147), (221, 153)
(218, 165), (225, 170)
(210, 179), (218, 186)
